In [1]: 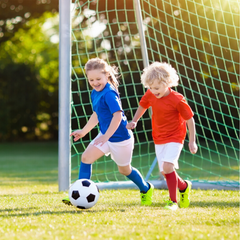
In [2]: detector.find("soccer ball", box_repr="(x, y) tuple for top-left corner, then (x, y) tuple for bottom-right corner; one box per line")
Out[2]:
(69, 179), (100, 209)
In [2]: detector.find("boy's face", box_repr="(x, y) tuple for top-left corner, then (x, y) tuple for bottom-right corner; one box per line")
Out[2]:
(148, 79), (170, 98)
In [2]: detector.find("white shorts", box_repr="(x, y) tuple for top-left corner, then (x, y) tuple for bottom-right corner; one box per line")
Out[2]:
(90, 130), (134, 166)
(155, 142), (183, 172)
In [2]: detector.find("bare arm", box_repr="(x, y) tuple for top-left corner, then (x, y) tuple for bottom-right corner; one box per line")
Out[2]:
(93, 111), (122, 146)
(186, 117), (198, 154)
(70, 112), (98, 141)
(126, 105), (148, 129)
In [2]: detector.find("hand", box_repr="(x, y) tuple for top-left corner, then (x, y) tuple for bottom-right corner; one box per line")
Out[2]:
(93, 135), (109, 146)
(189, 141), (198, 154)
(126, 121), (137, 130)
(70, 130), (85, 142)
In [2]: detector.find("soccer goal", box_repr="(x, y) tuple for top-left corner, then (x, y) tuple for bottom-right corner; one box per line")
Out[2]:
(58, 0), (239, 191)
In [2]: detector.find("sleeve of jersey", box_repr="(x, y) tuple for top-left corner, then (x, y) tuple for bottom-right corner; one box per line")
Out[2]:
(177, 98), (194, 120)
(104, 91), (123, 114)
(139, 90), (151, 109)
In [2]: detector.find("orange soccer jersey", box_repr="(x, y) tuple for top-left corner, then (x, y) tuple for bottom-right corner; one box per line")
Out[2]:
(139, 88), (194, 144)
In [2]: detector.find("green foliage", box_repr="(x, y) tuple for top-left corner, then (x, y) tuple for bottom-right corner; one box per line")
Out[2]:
(0, 0), (58, 44)
(0, 12), (59, 141)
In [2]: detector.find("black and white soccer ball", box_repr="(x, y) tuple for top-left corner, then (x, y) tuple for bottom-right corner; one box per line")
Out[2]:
(69, 179), (100, 209)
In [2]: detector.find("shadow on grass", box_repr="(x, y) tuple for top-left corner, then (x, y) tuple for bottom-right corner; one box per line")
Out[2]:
(1, 199), (239, 218)
(0, 207), (128, 218)
(190, 200), (239, 208)
(0, 207), (39, 213)
(152, 200), (239, 208)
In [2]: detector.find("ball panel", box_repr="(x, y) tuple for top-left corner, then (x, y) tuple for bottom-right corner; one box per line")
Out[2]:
(77, 205), (86, 209)
(82, 180), (91, 187)
(71, 190), (80, 200)
(87, 193), (96, 203)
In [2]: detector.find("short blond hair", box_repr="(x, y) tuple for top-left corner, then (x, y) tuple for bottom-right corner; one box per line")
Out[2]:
(141, 62), (179, 88)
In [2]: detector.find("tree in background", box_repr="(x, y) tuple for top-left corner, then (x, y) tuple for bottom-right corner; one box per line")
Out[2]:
(0, 12), (59, 141)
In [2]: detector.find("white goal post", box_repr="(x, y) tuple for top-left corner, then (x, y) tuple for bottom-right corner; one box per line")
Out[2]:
(58, 0), (71, 191)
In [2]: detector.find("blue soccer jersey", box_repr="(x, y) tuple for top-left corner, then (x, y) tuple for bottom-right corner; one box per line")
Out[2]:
(91, 83), (131, 142)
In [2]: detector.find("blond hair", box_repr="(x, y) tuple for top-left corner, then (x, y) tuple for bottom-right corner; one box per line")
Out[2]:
(141, 62), (179, 88)
(85, 58), (119, 91)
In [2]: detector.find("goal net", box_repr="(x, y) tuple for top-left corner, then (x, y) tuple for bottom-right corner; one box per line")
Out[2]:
(70, 0), (239, 189)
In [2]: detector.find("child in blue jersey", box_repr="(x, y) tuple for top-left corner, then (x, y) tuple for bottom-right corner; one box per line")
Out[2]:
(62, 58), (153, 206)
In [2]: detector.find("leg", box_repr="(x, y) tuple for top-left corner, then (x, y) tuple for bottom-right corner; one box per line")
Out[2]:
(175, 170), (192, 208)
(163, 162), (174, 174)
(163, 162), (178, 203)
(79, 143), (105, 179)
(109, 134), (148, 190)
(174, 171), (192, 208)
(118, 164), (154, 206)
(162, 170), (187, 191)
(118, 165), (149, 192)
(175, 171), (187, 191)
(155, 143), (184, 210)
(62, 144), (104, 206)
(81, 143), (105, 164)
(118, 164), (132, 176)
(109, 135), (153, 205)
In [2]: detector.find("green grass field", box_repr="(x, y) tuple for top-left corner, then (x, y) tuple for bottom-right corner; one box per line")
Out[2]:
(0, 142), (239, 240)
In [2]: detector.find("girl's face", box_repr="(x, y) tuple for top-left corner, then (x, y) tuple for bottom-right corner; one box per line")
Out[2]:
(149, 79), (170, 98)
(87, 69), (108, 92)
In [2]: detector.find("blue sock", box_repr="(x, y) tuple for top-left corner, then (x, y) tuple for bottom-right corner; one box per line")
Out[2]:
(126, 167), (149, 192)
(78, 162), (92, 179)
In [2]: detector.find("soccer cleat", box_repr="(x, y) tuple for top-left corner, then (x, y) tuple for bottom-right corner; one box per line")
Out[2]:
(62, 196), (72, 206)
(140, 182), (154, 206)
(179, 180), (192, 208)
(164, 200), (178, 210)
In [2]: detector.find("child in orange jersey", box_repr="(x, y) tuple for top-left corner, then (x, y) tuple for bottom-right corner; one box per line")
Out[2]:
(127, 62), (198, 210)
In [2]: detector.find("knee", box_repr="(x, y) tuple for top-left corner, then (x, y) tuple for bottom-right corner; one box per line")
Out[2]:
(118, 165), (131, 176)
(163, 162), (174, 174)
(81, 152), (90, 164)
(118, 168), (128, 176)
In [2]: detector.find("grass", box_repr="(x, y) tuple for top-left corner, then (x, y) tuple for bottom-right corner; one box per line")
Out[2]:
(0, 142), (239, 240)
